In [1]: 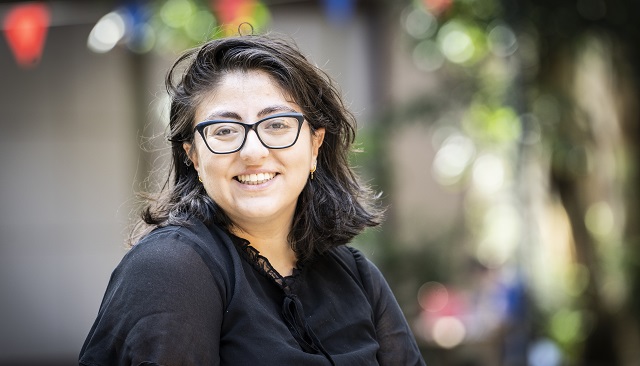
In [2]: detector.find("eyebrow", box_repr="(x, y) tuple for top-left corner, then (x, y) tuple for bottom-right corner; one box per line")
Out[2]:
(257, 105), (299, 117)
(203, 105), (299, 122)
(203, 111), (242, 121)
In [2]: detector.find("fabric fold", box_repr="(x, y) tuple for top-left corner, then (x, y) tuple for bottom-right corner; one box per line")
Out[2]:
(282, 294), (336, 365)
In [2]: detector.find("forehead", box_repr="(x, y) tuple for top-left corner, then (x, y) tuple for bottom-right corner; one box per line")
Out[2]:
(194, 70), (297, 120)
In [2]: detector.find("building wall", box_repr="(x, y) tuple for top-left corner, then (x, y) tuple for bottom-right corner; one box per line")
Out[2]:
(0, 16), (139, 365)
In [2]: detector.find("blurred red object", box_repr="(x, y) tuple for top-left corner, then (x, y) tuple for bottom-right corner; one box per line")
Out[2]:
(3, 3), (50, 68)
(213, 0), (255, 25)
(422, 0), (452, 16)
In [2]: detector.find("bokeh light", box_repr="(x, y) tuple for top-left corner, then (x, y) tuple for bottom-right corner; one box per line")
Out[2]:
(413, 39), (445, 72)
(184, 10), (217, 42)
(418, 281), (449, 312)
(432, 316), (466, 348)
(86, 0), (271, 55)
(160, 0), (195, 29)
(126, 22), (156, 54)
(87, 11), (126, 53)
(439, 24), (474, 64)
(549, 308), (585, 345)
(403, 6), (438, 39)
(463, 104), (522, 144)
(437, 20), (486, 65)
(584, 201), (615, 239)
(471, 153), (505, 194)
(563, 263), (590, 297)
(528, 338), (563, 366)
(476, 202), (521, 268)
(432, 134), (476, 185)
(487, 23), (518, 57)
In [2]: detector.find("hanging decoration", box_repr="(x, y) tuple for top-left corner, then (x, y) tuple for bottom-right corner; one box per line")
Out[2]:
(87, 2), (154, 54)
(212, 0), (270, 35)
(214, 0), (254, 25)
(3, 2), (50, 68)
(321, 0), (355, 25)
(122, 1), (154, 53)
(86, 0), (271, 55)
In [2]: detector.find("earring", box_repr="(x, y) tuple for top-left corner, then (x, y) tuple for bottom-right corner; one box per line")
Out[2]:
(184, 156), (192, 167)
(198, 175), (203, 183)
(310, 164), (316, 180)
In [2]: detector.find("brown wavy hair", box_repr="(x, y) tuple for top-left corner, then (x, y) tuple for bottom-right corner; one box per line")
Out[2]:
(134, 34), (382, 262)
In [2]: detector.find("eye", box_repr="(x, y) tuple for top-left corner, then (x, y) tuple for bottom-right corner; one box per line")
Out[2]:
(214, 127), (234, 136)
(204, 123), (242, 138)
(269, 121), (288, 130)
(262, 117), (296, 132)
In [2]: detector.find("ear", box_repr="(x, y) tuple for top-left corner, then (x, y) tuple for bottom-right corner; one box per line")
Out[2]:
(183, 142), (200, 171)
(311, 127), (325, 163)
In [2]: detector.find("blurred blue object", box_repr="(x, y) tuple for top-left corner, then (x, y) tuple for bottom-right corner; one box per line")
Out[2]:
(321, 0), (354, 25)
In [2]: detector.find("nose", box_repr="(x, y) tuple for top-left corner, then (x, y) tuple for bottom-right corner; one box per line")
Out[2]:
(239, 129), (269, 161)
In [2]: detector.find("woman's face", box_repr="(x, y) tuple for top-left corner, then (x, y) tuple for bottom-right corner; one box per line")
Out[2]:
(185, 70), (325, 232)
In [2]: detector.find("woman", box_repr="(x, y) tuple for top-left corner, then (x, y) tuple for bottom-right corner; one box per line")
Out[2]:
(79, 33), (425, 365)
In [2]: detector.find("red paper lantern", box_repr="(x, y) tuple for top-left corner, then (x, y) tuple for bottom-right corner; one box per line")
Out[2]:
(3, 3), (50, 68)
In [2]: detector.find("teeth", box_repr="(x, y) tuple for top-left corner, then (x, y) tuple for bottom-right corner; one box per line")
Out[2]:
(237, 172), (276, 185)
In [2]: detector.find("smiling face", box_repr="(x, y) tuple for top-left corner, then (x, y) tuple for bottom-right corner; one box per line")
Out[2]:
(184, 70), (325, 233)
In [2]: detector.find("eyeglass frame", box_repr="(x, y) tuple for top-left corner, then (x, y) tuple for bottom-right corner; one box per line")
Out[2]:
(194, 112), (306, 154)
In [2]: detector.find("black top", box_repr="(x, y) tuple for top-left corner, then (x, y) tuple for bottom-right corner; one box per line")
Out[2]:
(79, 218), (425, 365)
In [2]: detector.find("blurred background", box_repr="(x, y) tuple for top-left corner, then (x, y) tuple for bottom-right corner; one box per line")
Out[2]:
(1, 0), (639, 365)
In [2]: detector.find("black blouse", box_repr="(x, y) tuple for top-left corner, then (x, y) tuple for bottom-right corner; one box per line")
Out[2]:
(79, 218), (425, 365)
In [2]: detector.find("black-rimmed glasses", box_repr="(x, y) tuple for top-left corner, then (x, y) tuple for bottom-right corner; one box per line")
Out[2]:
(194, 113), (305, 154)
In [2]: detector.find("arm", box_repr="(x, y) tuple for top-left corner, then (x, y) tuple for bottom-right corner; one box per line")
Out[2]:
(351, 249), (426, 366)
(80, 229), (225, 366)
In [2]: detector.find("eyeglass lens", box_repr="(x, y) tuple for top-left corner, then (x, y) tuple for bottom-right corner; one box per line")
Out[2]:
(201, 115), (301, 153)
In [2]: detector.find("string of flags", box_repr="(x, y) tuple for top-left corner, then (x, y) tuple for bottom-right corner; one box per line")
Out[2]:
(2, 3), (50, 68)
(2, 0), (357, 69)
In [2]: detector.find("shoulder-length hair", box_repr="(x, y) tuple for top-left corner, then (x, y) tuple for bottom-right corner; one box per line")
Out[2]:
(134, 34), (382, 262)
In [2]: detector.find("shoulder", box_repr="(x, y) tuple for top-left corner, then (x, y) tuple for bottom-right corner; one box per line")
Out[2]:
(324, 246), (387, 295)
(94, 221), (237, 323)
(328, 246), (382, 278)
(129, 220), (234, 271)
(80, 221), (232, 365)
(114, 220), (236, 295)
(126, 225), (201, 267)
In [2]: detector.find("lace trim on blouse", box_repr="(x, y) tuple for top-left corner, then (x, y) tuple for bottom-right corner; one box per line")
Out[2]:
(225, 231), (336, 365)
(226, 232), (302, 294)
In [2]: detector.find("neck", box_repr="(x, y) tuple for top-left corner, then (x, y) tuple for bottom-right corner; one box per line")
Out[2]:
(230, 223), (297, 277)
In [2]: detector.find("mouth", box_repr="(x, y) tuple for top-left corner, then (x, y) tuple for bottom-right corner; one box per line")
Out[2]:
(235, 172), (278, 185)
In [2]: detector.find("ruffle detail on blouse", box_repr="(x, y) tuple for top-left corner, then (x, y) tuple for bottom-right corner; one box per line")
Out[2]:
(226, 232), (335, 365)
(226, 232), (302, 294)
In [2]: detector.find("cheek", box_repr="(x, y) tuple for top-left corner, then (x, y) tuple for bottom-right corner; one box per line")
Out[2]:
(188, 140), (207, 172)
(201, 156), (226, 179)
(289, 145), (314, 174)
(196, 149), (231, 185)
(200, 162), (229, 206)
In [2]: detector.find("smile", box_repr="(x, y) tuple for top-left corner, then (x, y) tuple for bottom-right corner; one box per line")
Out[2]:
(235, 172), (277, 185)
